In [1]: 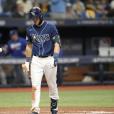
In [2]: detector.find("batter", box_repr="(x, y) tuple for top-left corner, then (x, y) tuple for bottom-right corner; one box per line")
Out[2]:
(23, 7), (61, 114)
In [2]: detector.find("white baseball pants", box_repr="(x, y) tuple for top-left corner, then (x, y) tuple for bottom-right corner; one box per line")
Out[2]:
(30, 56), (59, 112)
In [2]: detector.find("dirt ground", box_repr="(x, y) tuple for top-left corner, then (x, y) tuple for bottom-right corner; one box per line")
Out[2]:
(0, 85), (114, 92)
(0, 107), (114, 114)
(0, 85), (114, 114)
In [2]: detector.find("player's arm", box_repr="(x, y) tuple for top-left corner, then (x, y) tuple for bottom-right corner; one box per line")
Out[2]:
(53, 35), (61, 53)
(53, 35), (61, 66)
(24, 27), (33, 58)
(22, 30), (32, 73)
(24, 43), (32, 58)
(22, 43), (32, 75)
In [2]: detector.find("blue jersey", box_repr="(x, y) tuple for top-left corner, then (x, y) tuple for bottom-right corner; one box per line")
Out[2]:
(26, 21), (59, 56)
(7, 38), (27, 58)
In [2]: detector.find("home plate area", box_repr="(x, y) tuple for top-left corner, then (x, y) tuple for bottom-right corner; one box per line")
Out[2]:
(0, 108), (114, 114)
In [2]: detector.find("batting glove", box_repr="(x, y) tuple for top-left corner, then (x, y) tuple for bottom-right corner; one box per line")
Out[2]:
(22, 61), (30, 72)
(53, 53), (59, 67)
(22, 59), (30, 77)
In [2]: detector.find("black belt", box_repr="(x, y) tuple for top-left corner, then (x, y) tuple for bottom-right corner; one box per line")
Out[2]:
(34, 55), (52, 58)
(39, 56), (49, 58)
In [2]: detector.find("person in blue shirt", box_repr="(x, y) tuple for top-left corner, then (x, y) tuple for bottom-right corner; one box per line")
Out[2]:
(23, 7), (61, 114)
(6, 30), (27, 58)
(0, 30), (29, 84)
(50, 0), (66, 19)
(0, 30), (27, 57)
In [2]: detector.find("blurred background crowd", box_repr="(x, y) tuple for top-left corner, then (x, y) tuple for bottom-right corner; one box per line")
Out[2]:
(0, 0), (114, 86)
(0, 0), (114, 19)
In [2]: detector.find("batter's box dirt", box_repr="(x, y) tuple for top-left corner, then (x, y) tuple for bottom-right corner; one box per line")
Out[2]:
(0, 107), (114, 114)
(0, 112), (114, 114)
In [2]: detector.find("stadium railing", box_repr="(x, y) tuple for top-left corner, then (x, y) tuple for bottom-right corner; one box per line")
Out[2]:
(0, 56), (114, 87)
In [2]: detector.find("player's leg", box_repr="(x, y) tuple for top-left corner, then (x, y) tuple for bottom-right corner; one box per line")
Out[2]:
(31, 56), (43, 114)
(44, 57), (59, 114)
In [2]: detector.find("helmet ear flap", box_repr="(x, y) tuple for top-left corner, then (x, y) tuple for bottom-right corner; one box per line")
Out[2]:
(31, 12), (35, 16)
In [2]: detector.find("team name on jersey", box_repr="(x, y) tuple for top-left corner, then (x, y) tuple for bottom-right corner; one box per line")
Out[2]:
(10, 43), (21, 50)
(31, 34), (50, 43)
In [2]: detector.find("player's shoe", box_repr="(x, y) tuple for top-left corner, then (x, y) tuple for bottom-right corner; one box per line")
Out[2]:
(51, 110), (58, 114)
(31, 108), (39, 114)
(31, 112), (38, 114)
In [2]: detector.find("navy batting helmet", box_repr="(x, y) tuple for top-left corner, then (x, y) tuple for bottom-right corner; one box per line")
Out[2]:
(28, 7), (43, 20)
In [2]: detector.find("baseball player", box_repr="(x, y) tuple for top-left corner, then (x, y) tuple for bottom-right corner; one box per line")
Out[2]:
(23, 7), (61, 114)
(0, 30), (27, 58)
(0, 30), (30, 84)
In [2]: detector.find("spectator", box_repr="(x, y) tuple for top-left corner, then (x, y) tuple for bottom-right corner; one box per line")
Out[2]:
(66, 3), (76, 19)
(73, 0), (85, 18)
(86, 0), (94, 5)
(0, 30), (30, 85)
(100, 0), (108, 9)
(80, 5), (96, 19)
(40, 1), (50, 18)
(110, 0), (114, 9)
(5, 30), (27, 58)
(0, 0), (113, 19)
(0, 0), (9, 16)
(50, 0), (66, 19)
(0, 0), (3, 13)
(0, 30), (27, 57)
(0, 66), (7, 85)
(8, 30), (30, 84)
(106, 0), (114, 18)
(21, 0), (33, 13)
(13, 0), (25, 18)
(3, 0), (16, 15)
(96, 4), (106, 18)
(32, 0), (39, 7)
(69, 0), (76, 4)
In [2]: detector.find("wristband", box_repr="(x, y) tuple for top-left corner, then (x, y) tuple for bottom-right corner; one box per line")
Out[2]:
(53, 53), (59, 60)
(53, 53), (59, 66)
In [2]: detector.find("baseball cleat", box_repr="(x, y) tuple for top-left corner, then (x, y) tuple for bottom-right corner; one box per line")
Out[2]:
(31, 107), (39, 114)
(31, 112), (38, 114)
(51, 110), (58, 114)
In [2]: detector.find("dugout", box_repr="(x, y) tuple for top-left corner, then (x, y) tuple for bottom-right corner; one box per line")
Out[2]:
(0, 18), (114, 86)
